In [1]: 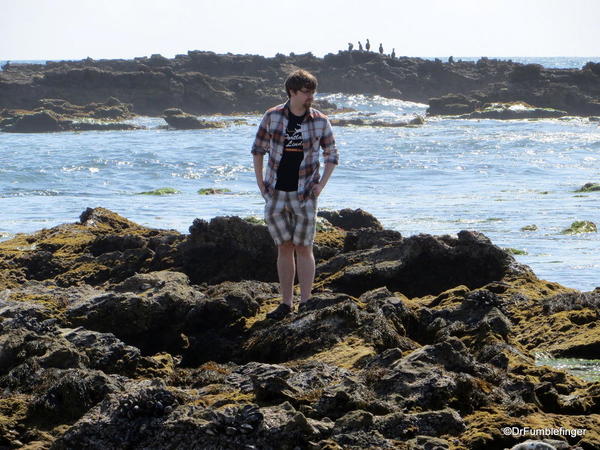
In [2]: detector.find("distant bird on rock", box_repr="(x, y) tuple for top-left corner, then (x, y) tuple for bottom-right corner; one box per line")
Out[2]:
(365, 39), (370, 52)
(358, 41), (363, 51)
(348, 42), (353, 51)
(379, 43), (383, 54)
(391, 48), (396, 59)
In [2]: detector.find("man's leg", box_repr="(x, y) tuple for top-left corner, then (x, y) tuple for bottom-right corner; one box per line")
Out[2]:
(289, 193), (317, 304)
(295, 244), (315, 303)
(277, 241), (295, 306)
(264, 191), (296, 319)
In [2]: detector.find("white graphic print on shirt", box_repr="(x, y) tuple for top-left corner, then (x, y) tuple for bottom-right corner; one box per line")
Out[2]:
(285, 122), (303, 149)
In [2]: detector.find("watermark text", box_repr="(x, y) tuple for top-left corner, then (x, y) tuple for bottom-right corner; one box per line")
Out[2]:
(502, 426), (586, 438)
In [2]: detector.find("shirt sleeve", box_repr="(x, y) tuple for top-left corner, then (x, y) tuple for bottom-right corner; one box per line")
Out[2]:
(320, 117), (339, 165)
(251, 112), (271, 155)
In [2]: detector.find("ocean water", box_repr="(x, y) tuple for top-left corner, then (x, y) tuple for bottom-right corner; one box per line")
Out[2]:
(424, 56), (600, 68)
(536, 355), (600, 382)
(1, 93), (599, 292)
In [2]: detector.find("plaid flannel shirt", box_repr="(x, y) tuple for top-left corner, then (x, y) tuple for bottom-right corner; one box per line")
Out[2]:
(251, 101), (339, 202)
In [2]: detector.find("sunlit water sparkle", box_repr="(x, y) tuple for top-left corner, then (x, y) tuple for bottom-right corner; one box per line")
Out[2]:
(1, 93), (599, 292)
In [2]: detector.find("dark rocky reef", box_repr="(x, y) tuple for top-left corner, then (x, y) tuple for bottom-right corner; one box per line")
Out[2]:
(426, 61), (600, 117)
(1, 207), (599, 449)
(2, 52), (599, 117)
(330, 116), (425, 127)
(456, 102), (567, 120)
(162, 108), (227, 130)
(0, 97), (142, 132)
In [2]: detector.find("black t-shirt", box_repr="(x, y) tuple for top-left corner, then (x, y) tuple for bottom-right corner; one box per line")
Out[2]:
(275, 111), (305, 191)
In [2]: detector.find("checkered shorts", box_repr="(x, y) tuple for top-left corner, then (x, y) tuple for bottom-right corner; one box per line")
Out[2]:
(263, 190), (317, 246)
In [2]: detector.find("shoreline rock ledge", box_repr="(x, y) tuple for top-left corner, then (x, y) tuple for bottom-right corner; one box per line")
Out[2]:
(1, 207), (599, 449)
(1, 52), (599, 117)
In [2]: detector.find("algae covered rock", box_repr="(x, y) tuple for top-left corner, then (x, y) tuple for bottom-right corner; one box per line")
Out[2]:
(318, 208), (383, 231)
(243, 292), (406, 364)
(521, 224), (538, 232)
(136, 187), (180, 195)
(198, 187), (231, 195)
(36, 97), (134, 121)
(0, 207), (184, 288)
(561, 220), (597, 234)
(575, 182), (600, 193)
(163, 108), (227, 129)
(535, 291), (600, 359)
(504, 247), (528, 255)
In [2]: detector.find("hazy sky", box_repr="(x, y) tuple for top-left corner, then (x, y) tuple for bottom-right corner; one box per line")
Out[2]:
(2, 0), (599, 60)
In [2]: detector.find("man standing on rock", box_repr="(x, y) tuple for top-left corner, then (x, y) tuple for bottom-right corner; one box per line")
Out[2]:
(251, 69), (339, 320)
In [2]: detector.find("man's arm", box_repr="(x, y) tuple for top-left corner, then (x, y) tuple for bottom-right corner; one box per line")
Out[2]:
(312, 118), (339, 197)
(251, 112), (271, 194)
(312, 162), (335, 197)
(253, 153), (266, 194)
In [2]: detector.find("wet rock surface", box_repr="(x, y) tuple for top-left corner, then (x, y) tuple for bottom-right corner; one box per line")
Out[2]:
(162, 107), (227, 129)
(456, 102), (567, 120)
(0, 207), (599, 449)
(330, 116), (425, 127)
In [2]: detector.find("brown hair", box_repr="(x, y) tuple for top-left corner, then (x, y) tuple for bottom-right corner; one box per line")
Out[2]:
(284, 69), (317, 98)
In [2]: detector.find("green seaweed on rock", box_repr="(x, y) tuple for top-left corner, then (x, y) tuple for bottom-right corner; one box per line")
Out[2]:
(521, 224), (538, 232)
(575, 182), (600, 193)
(561, 221), (597, 234)
(137, 188), (180, 195)
(503, 247), (528, 255)
(198, 188), (231, 195)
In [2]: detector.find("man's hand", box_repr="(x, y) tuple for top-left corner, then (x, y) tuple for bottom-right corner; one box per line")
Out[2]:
(312, 182), (324, 198)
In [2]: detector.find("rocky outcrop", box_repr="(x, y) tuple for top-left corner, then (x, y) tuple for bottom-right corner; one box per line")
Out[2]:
(316, 230), (528, 298)
(457, 102), (567, 120)
(428, 98), (569, 119)
(1, 208), (599, 449)
(330, 115), (424, 127)
(0, 97), (140, 132)
(2, 109), (65, 132)
(561, 221), (597, 234)
(428, 61), (600, 117)
(162, 108), (227, 129)
(318, 208), (383, 231)
(2, 52), (599, 117)
(576, 183), (600, 193)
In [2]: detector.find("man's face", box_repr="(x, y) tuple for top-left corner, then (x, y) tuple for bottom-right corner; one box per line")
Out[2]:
(291, 87), (315, 109)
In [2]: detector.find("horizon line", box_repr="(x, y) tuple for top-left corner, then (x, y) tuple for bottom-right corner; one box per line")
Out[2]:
(2, 54), (600, 62)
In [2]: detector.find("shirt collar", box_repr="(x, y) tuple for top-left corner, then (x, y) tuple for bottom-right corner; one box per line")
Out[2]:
(283, 100), (315, 121)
